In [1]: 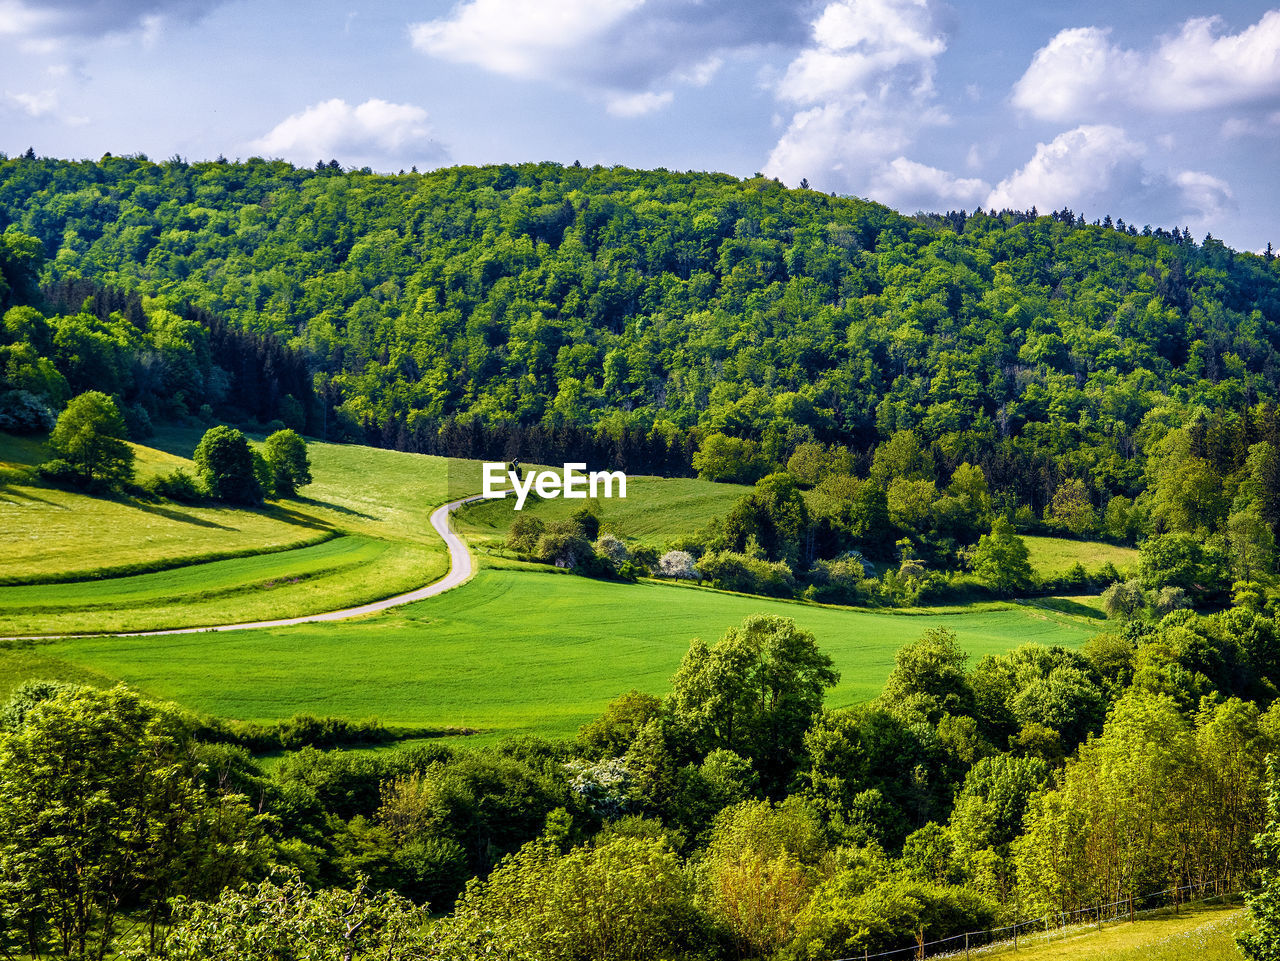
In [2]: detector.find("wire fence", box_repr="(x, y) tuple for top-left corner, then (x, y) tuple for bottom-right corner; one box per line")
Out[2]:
(831, 878), (1248, 961)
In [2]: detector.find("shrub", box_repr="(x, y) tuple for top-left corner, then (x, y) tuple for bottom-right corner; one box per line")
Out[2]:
(697, 550), (795, 597)
(0, 389), (55, 433)
(145, 468), (204, 502)
(808, 555), (873, 604)
(657, 549), (699, 580)
(506, 515), (546, 553)
(594, 533), (629, 566)
(1102, 579), (1145, 619)
(35, 457), (79, 487)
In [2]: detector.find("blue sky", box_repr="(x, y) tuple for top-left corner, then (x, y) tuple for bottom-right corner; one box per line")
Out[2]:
(2, 0), (1279, 250)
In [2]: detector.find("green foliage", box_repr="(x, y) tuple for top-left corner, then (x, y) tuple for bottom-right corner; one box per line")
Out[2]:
(670, 614), (838, 792)
(193, 425), (262, 504)
(694, 433), (770, 483)
(44, 390), (134, 489)
(437, 834), (707, 961)
(262, 428), (312, 496)
(971, 517), (1034, 595)
(151, 873), (429, 961)
(1138, 532), (1231, 602)
(1241, 757), (1280, 961)
(0, 685), (266, 959)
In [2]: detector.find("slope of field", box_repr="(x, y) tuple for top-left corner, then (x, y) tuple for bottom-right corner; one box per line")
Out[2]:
(1024, 535), (1139, 577)
(0, 431), (459, 633)
(6, 569), (1095, 738)
(985, 905), (1246, 961)
(453, 474), (748, 549)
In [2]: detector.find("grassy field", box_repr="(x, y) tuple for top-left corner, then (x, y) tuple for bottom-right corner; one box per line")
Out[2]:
(0, 430), (459, 633)
(4, 568), (1096, 739)
(1024, 535), (1139, 577)
(981, 905), (1246, 961)
(453, 473), (748, 550)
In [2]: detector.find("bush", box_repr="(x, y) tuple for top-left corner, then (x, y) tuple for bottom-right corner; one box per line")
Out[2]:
(808, 555), (873, 604)
(594, 533), (629, 566)
(506, 515), (546, 553)
(1102, 579), (1145, 619)
(698, 550), (795, 597)
(657, 549), (699, 580)
(35, 458), (80, 487)
(123, 402), (153, 440)
(0, 389), (55, 433)
(145, 468), (204, 502)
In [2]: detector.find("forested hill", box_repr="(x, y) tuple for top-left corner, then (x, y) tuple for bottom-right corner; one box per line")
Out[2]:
(2, 154), (1280, 499)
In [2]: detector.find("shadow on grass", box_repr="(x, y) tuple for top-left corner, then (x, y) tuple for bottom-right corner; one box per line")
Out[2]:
(1035, 597), (1106, 620)
(0, 488), (67, 508)
(128, 500), (238, 530)
(291, 496), (377, 522)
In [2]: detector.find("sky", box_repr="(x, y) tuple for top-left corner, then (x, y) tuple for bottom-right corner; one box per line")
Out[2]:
(2, 0), (1280, 251)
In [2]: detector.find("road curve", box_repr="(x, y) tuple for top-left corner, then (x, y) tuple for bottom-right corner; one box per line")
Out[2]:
(1, 495), (484, 641)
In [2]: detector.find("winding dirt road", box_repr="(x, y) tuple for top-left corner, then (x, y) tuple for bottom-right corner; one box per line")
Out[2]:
(2, 494), (483, 640)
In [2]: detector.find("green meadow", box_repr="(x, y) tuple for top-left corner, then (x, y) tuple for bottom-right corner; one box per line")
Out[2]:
(4, 568), (1095, 739)
(453, 472), (748, 549)
(0, 430), (459, 633)
(1024, 534), (1140, 577)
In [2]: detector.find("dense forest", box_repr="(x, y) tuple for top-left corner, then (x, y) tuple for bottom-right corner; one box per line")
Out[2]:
(2, 152), (1279, 490)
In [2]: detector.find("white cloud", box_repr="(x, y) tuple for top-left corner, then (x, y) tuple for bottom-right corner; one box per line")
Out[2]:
(1222, 111), (1280, 138)
(764, 0), (949, 192)
(253, 98), (444, 168)
(986, 125), (1145, 212)
(4, 87), (57, 116)
(409, 0), (806, 115)
(410, 0), (642, 80)
(986, 124), (1236, 233)
(605, 90), (674, 117)
(0, 0), (219, 43)
(868, 157), (989, 211)
(1174, 170), (1235, 225)
(1013, 12), (1280, 122)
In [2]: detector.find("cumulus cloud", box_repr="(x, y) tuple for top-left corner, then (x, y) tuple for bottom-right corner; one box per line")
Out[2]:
(3, 87), (57, 116)
(1013, 11), (1280, 122)
(868, 157), (989, 212)
(986, 125), (1145, 212)
(252, 99), (445, 169)
(0, 0), (218, 43)
(763, 0), (950, 194)
(986, 125), (1235, 233)
(409, 0), (805, 113)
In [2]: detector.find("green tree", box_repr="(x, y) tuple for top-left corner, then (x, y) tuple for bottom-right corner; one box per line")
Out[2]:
(879, 627), (975, 723)
(437, 834), (706, 961)
(154, 873), (428, 961)
(693, 432), (769, 483)
(194, 425), (262, 504)
(1241, 757), (1280, 961)
(669, 614), (838, 793)
(44, 390), (134, 489)
(262, 428), (312, 496)
(971, 517), (1034, 594)
(0, 686), (265, 960)
(1044, 478), (1098, 536)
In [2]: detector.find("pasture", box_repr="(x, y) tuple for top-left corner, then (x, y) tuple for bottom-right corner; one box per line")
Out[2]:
(1024, 534), (1139, 577)
(453, 472), (748, 549)
(0, 430), (459, 632)
(9, 569), (1096, 739)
